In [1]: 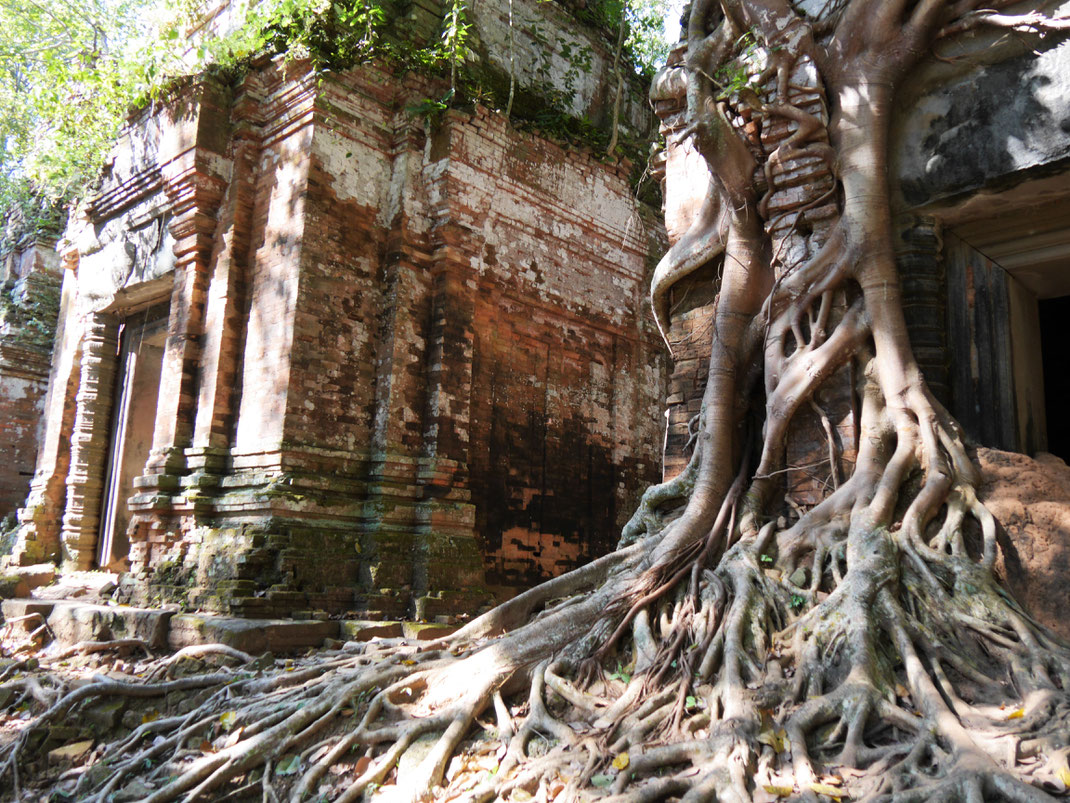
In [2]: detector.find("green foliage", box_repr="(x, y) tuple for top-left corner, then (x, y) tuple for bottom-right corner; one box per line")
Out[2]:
(622, 0), (673, 77)
(0, 0), (155, 244)
(564, 0), (672, 79)
(440, 0), (470, 91)
(0, 0), (670, 246)
(222, 0), (387, 71)
(712, 31), (761, 98)
(405, 91), (452, 124)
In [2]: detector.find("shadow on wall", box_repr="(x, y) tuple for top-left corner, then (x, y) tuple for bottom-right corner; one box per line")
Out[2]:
(896, 30), (1070, 208)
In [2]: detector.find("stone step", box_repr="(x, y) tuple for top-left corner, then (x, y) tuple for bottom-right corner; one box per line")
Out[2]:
(1, 598), (174, 648)
(168, 614), (340, 654)
(2, 597), (459, 656)
(340, 620), (404, 640)
(0, 563), (56, 598)
(402, 622), (460, 640)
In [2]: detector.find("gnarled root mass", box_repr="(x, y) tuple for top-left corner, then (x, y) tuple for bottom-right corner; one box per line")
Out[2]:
(6, 2), (1070, 801)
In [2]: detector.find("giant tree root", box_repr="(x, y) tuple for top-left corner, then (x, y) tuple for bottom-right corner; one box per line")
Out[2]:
(3, 478), (1070, 803)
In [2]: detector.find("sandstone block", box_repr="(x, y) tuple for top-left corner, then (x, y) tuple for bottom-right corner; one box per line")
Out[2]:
(168, 614), (339, 654)
(402, 622), (459, 640)
(0, 598), (54, 628)
(339, 620), (403, 640)
(48, 740), (93, 764)
(0, 575), (29, 599)
(42, 601), (174, 649)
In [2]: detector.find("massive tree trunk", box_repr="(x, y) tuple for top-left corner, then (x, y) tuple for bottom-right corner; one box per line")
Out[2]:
(5, 2), (1070, 802)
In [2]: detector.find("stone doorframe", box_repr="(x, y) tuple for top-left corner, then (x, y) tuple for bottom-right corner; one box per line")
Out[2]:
(60, 312), (120, 570)
(59, 290), (175, 571)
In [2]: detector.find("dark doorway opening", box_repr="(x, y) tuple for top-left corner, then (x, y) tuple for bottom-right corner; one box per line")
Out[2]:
(1038, 295), (1070, 463)
(97, 304), (169, 570)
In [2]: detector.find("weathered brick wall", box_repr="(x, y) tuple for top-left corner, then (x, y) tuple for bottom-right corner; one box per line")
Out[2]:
(8, 44), (667, 616)
(661, 266), (717, 481)
(0, 242), (62, 523)
(232, 68), (317, 461)
(436, 108), (665, 585)
(286, 69), (396, 459)
(469, 298), (662, 586)
(0, 355), (51, 519)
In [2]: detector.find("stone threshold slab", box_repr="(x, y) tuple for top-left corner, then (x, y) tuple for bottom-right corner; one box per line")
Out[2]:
(1, 598), (173, 649)
(1, 599), (460, 654)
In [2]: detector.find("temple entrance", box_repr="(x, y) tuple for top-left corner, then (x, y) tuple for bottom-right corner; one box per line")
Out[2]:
(97, 304), (168, 569)
(1039, 296), (1070, 462)
(945, 189), (1070, 461)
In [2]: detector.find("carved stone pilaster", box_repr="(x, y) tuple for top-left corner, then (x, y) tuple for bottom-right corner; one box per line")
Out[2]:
(60, 313), (119, 569)
(132, 78), (232, 507)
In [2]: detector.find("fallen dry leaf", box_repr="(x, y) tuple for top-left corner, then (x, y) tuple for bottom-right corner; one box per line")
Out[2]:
(810, 782), (847, 799)
(223, 726), (244, 748)
(763, 784), (793, 797)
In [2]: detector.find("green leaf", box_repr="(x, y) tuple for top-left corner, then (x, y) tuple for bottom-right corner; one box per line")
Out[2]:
(275, 754), (301, 776)
(591, 774), (613, 787)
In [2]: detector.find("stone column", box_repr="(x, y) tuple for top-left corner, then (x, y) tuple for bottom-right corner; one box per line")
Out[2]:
(140, 199), (220, 481)
(8, 255), (80, 566)
(186, 135), (257, 487)
(897, 216), (950, 407)
(60, 313), (119, 569)
(133, 80), (231, 508)
(412, 232), (485, 618)
(125, 176), (226, 583)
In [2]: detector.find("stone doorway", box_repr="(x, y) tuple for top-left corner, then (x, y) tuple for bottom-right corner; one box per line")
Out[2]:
(945, 189), (1070, 459)
(1038, 296), (1070, 463)
(97, 305), (168, 570)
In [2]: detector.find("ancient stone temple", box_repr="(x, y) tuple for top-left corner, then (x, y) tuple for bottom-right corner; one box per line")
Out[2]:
(2, 0), (669, 618)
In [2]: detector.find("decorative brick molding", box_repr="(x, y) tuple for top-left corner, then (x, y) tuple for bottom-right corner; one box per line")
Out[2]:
(60, 314), (119, 569)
